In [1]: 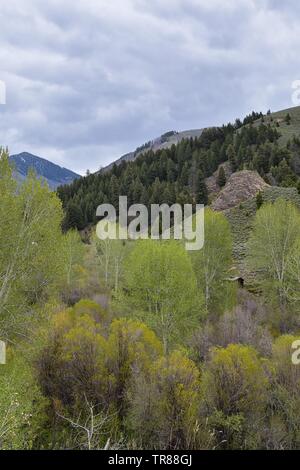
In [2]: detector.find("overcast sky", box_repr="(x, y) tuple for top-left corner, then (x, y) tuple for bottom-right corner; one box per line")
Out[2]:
(1, 0), (300, 174)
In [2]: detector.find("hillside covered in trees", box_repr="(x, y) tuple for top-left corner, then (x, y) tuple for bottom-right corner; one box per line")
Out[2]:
(58, 108), (300, 231)
(1, 107), (300, 451)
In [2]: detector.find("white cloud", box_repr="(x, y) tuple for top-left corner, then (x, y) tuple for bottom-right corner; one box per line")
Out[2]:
(0, 0), (300, 173)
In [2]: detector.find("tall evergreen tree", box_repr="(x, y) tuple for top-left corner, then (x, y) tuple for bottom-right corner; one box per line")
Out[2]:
(110, 175), (120, 208)
(226, 144), (238, 171)
(150, 178), (162, 204)
(180, 162), (190, 187)
(217, 166), (226, 187)
(196, 170), (208, 205)
(166, 159), (176, 183)
(64, 201), (85, 230)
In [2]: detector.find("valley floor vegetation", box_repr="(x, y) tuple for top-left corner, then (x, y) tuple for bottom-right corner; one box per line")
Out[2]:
(1, 143), (300, 450)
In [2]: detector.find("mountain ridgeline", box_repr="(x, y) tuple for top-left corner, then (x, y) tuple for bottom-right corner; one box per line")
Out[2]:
(99, 128), (205, 173)
(57, 107), (300, 230)
(10, 152), (80, 190)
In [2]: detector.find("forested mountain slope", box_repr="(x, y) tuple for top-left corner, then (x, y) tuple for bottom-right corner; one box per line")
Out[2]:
(99, 129), (205, 173)
(58, 107), (300, 231)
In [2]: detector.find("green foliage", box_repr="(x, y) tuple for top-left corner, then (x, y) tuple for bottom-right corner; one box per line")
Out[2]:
(0, 149), (71, 338)
(201, 344), (268, 449)
(192, 208), (235, 313)
(226, 144), (237, 171)
(217, 166), (226, 187)
(35, 304), (163, 447)
(247, 198), (300, 314)
(286, 237), (300, 304)
(61, 230), (85, 287)
(256, 191), (263, 209)
(93, 227), (132, 291)
(58, 107), (296, 233)
(117, 240), (204, 352)
(0, 348), (47, 450)
(3, 104), (300, 450)
(272, 158), (297, 187)
(264, 335), (300, 449)
(57, 128), (232, 230)
(72, 298), (109, 324)
(63, 201), (85, 230)
(128, 350), (209, 450)
(196, 169), (208, 205)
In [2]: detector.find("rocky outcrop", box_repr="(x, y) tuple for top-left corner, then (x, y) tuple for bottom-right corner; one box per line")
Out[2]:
(212, 170), (269, 211)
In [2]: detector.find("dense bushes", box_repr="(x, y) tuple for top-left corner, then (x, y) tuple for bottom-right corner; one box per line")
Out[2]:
(32, 300), (300, 450)
(128, 350), (206, 449)
(201, 344), (268, 449)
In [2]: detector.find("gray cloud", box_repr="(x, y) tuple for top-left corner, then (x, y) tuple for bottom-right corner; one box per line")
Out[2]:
(1, 0), (300, 173)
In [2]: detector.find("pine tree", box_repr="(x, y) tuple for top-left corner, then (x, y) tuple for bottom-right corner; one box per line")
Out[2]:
(184, 142), (192, 162)
(64, 201), (84, 230)
(176, 141), (186, 173)
(285, 113), (291, 125)
(166, 159), (176, 183)
(150, 178), (162, 204)
(256, 191), (263, 210)
(120, 166), (135, 205)
(180, 162), (190, 186)
(276, 158), (296, 186)
(237, 144), (246, 166)
(196, 170), (208, 205)
(140, 187), (150, 207)
(110, 175), (120, 208)
(217, 166), (226, 187)
(132, 178), (144, 203)
(162, 183), (174, 205)
(226, 144), (238, 171)
(140, 161), (149, 186)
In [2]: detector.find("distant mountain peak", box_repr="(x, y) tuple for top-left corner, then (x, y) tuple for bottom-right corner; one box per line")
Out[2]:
(10, 152), (80, 190)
